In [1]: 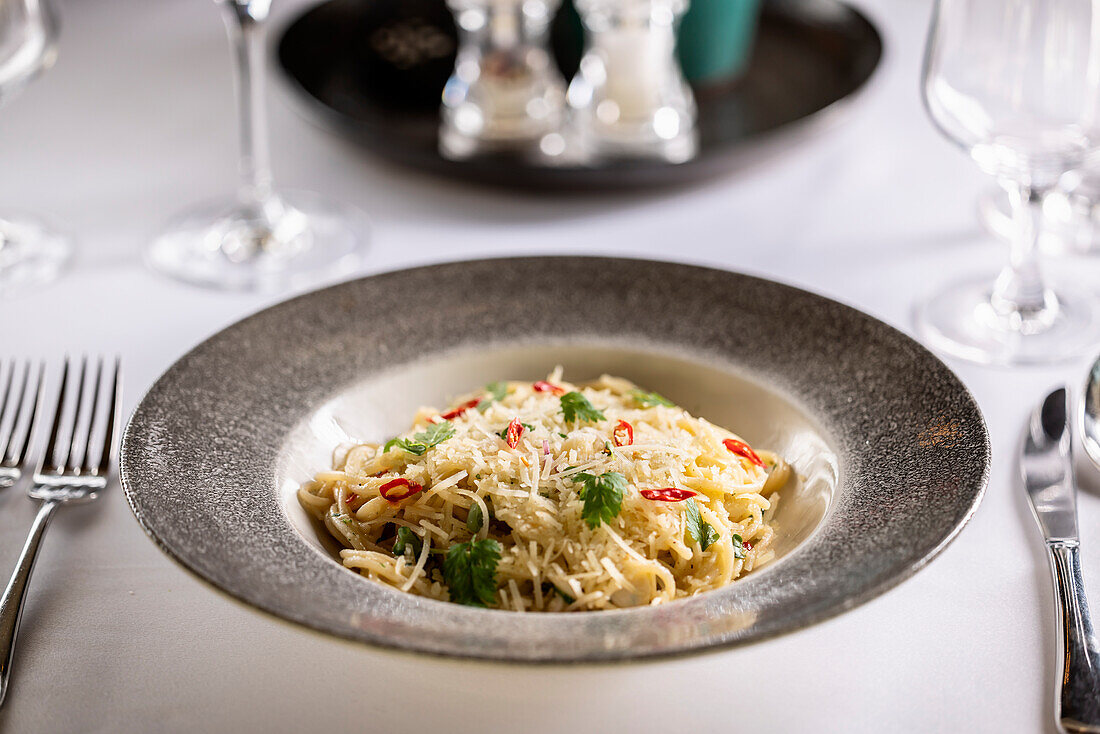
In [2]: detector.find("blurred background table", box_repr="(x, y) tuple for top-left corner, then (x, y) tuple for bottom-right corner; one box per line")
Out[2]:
(0, 0), (1097, 731)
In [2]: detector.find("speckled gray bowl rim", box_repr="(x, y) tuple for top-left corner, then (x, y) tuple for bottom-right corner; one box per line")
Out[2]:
(121, 256), (990, 663)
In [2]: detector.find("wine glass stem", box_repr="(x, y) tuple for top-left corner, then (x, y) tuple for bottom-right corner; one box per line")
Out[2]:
(989, 182), (1057, 329)
(220, 1), (274, 211)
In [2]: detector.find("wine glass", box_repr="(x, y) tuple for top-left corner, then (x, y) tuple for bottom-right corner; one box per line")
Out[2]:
(0, 0), (70, 291)
(917, 0), (1100, 365)
(146, 0), (368, 291)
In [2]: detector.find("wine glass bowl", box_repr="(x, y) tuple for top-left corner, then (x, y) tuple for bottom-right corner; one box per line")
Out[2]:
(915, 0), (1100, 365)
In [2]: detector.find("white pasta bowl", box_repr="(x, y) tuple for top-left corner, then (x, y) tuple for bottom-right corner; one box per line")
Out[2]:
(121, 257), (989, 662)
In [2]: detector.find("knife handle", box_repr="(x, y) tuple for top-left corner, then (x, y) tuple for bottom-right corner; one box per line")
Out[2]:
(1046, 542), (1100, 733)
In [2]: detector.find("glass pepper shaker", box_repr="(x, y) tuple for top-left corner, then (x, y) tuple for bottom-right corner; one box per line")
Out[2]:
(567, 0), (697, 163)
(440, 0), (567, 160)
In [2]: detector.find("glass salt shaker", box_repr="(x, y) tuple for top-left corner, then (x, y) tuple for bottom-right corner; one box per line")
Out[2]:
(567, 0), (697, 163)
(440, 0), (567, 160)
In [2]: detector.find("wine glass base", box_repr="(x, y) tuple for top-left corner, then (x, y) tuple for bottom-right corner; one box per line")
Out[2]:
(146, 189), (369, 291)
(914, 275), (1100, 366)
(0, 213), (72, 295)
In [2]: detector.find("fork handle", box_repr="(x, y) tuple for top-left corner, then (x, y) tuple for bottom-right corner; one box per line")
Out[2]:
(0, 499), (59, 708)
(1046, 542), (1100, 733)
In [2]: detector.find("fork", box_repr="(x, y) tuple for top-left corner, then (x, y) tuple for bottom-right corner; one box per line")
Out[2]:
(0, 357), (120, 707)
(0, 360), (44, 490)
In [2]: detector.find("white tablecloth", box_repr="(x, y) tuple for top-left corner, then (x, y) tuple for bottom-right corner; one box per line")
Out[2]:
(1, 1), (1098, 731)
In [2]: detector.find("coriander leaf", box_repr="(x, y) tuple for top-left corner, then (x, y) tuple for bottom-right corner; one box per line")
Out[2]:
(414, 421), (455, 448)
(443, 539), (502, 607)
(478, 382), (508, 412)
(384, 437), (427, 456)
(732, 533), (746, 559)
(700, 522), (720, 552)
(631, 389), (674, 408)
(467, 503), (483, 533)
(393, 527), (423, 558)
(575, 471), (626, 529)
(544, 582), (575, 605)
(560, 391), (605, 423)
(684, 498), (719, 551)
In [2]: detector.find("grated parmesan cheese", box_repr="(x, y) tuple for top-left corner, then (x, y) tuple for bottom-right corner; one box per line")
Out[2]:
(298, 371), (790, 611)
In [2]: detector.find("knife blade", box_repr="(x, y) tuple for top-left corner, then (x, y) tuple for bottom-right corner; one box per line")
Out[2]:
(1020, 386), (1100, 734)
(1022, 386), (1079, 543)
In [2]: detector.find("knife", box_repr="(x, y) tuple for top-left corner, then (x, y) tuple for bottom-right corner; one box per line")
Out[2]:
(1022, 386), (1100, 733)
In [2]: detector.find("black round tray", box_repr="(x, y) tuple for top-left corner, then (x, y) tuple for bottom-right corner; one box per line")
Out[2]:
(275, 0), (882, 189)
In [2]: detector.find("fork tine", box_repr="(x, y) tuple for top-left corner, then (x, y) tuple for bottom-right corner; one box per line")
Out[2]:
(38, 358), (70, 473)
(1, 362), (30, 464)
(10, 363), (43, 467)
(0, 360), (15, 440)
(96, 358), (120, 476)
(80, 359), (103, 475)
(62, 356), (88, 473)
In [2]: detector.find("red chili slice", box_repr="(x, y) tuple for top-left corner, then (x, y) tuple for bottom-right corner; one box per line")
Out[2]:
(379, 478), (423, 503)
(723, 438), (765, 467)
(345, 492), (358, 505)
(743, 541), (753, 551)
(533, 380), (565, 395)
(612, 419), (634, 447)
(440, 398), (481, 421)
(640, 487), (697, 502)
(506, 417), (524, 449)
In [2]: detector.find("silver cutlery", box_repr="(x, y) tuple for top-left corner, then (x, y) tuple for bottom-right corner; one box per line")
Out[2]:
(0, 360), (44, 489)
(0, 357), (120, 707)
(1021, 386), (1100, 733)
(1081, 358), (1100, 471)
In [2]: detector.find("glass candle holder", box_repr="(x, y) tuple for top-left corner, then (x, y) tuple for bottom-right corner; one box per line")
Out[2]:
(567, 0), (697, 163)
(440, 0), (567, 160)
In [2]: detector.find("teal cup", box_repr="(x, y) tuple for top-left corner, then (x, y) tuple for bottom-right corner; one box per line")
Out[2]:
(678, 0), (762, 86)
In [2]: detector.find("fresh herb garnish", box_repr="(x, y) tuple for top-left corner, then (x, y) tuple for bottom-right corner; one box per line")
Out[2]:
(560, 392), (605, 423)
(684, 498), (719, 551)
(574, 471), (626, 528)
(393, 526), (423, 558)
(383, 421), (455, 456)
(415, 421), (455, 447)
(700, 523), (720, 551)
(478, 381), (508, 412)
(543, 582), (575, 604)
(631, 389), (674, 408)
(443, 539), (502, 607)
(558, 432), (569, 439)
(383, 437), (426, 456)
(497, 422), (534, 440)
(467, 503), (484, 533)
(732, 533), (746, 559)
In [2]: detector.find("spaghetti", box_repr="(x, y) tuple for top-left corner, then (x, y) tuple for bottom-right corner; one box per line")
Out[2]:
(299, 369), (790, 611)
